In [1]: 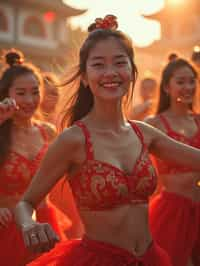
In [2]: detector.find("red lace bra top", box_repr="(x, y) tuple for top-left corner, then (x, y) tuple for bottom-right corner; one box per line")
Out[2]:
(68, 121), (157, 211)
(155, 114), (200, 175)
(0, 124), (48, 204)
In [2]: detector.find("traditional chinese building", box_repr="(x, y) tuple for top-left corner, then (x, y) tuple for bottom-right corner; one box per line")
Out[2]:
(136, 0), (200, 75)
(0, 0), (86, 70)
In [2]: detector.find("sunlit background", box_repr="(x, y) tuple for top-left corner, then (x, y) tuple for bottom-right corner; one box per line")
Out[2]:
(0, 0), (199, 76)
(64, 0), (165, 47)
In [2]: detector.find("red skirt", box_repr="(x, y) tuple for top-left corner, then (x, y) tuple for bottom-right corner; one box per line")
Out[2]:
(36, 201), (71, 240)
(28, 236), (172, 266)
(0, 203), (68, 266)
(149, 190), (200, 266)
(192, 201), (200, 266)
(0, 220), (36, 266)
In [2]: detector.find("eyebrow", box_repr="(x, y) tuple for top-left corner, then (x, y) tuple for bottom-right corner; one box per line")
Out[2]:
(175, 76), (195, 79)
(90, 54), (127, 61)
(15, 86), (39, 91)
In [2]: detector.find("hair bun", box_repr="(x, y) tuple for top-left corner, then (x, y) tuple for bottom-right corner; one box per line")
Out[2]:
(191, 46), (200, 61)
(168, 52), (179, 62)
(4, 49), (24, 67)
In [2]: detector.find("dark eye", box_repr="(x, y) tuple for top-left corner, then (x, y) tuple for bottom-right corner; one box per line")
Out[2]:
(92, 63), (104, 67)
(190, 79), (196, 84)
(177, 81), (184, 85)
(16, 92), (25, 95)
(116, 61), (127, 65)
(33, 90), (40, 95)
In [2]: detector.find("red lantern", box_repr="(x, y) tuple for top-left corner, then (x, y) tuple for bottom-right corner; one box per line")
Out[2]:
(43, 11), (56, 23)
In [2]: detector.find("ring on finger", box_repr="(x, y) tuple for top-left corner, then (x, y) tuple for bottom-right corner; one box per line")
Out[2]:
(30, 233), (37, 238)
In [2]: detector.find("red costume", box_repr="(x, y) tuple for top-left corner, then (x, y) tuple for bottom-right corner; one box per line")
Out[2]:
(149, 114), (200, 266)
(28, 121), (172, 266)
(0, 124), (69, 266)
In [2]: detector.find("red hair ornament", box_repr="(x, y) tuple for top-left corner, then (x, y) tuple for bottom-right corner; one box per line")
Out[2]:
(88, 15), (118, 32)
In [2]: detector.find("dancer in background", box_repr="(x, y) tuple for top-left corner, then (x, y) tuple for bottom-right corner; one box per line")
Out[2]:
(167, 52), (179, 63)
(146, 57), (200, 266)
(0, 49), (67, 266)
(40, 72), (60, 125)
(14, 15), (200, 266)
(128, 76), (158, 120)
(191, 46), (200, 70)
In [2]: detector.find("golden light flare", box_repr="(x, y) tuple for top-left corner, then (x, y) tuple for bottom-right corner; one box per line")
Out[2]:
(193, 46), (200, 53)
(64, 0), (165, 47)
(167, 0), (185, 5)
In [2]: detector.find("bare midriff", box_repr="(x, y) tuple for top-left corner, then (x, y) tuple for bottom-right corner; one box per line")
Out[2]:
(80, 203), (152, 257)
(161, 171), (200, 202)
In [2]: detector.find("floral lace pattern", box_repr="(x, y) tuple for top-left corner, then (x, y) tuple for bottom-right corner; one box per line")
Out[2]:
(0, 124), (48, 208)
(69, 121), (157, 211)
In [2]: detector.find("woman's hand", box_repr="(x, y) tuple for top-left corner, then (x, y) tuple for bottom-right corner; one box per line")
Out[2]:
(21, 221), (60, 254)
(0, 208), (13, 228)
(0, 98), (18, 124)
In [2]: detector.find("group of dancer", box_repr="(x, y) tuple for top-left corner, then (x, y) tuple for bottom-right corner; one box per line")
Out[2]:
(0, 14), (200, 266)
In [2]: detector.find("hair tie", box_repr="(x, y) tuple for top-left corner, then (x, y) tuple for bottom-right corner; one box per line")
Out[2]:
(88, 15), (118, 32)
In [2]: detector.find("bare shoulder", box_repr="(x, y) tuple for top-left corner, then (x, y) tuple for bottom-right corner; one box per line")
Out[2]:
(53, 124), (86, 165)
(144, 114), (165, 132)
(36, 120), (57, 141)
(130, 120), (155, 147)
(60, 124), (85, 148)
(130, 119), (166, 149)
(144, 115), (160, 128)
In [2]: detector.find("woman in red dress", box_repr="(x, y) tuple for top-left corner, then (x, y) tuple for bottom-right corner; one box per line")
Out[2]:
(146, 58), (200, 266)
(14, 15), (200, 266)
(0, 50), (68, 266)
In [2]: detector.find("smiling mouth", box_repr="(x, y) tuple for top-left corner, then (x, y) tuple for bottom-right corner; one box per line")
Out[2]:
(181, 94), (194, 98)
(101, 82), (121, 89)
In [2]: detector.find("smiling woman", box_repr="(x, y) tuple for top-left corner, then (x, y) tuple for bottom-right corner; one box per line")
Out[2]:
(0, 49), (67, 266)
(145, 58), (200, 266)
(12, 15), (180, 266)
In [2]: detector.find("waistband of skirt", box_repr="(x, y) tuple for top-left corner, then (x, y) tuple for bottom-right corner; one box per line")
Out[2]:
(160, 189), (200, 207)
(81, 235), (154, 264)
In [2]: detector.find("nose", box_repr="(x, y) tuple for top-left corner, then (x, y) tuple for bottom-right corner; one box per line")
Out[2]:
(184, 82), (195, 92)
(24, 95), (35, 104)
(103, 65), (117, 77)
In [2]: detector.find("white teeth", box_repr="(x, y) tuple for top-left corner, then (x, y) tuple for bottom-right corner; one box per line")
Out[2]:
(103, 83), (119, 87)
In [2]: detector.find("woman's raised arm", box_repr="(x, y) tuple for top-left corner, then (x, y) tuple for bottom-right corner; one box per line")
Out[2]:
(138, 121), (200, 171)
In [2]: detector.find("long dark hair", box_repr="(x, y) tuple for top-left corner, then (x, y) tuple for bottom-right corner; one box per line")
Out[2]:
(157, 58), (198, 114)
(0, 49), (42, 165)
(59, 28), (138, 130)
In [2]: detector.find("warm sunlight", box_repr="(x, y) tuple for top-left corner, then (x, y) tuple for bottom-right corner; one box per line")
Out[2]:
(63, 0), (165, 47)
(167, 0), (185, 6)
(194, 46), (200, 53)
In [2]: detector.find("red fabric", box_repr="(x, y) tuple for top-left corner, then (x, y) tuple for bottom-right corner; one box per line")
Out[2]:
(28, 236), (172, 266)
(68, 121), (157, 211)
(0, 220), (37, 266)
(36, 200), (71, 240)
(150, 190), (200, 266)
(150, 114), (200, 265)
(192, 234), (200, 266)
(155, 114), (200, 175)
(0, 124), (70, 265)
(0, 125), (49, 197)
(50, 179), (84, 239)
